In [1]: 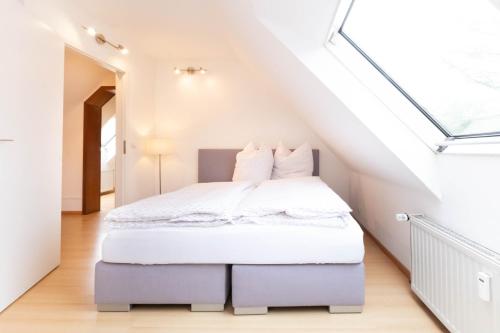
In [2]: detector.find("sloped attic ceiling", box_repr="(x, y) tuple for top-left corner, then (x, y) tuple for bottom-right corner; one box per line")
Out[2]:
(217, 0), (441, 197)
(24, 0), (441, 197)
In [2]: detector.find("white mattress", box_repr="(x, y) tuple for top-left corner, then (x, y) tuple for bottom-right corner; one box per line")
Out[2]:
(101, 216), (364, 265)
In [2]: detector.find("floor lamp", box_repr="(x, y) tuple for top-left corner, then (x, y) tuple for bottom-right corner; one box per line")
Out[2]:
(146, 138), (170, 194)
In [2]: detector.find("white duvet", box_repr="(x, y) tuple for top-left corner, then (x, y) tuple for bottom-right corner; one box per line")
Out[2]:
(105, 181), (255, 229)
(233, 177), (352, 227)
(234, 214), (351, 228)
(106, 177), (352, 229)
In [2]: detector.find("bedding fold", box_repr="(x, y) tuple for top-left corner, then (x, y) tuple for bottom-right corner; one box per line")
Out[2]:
(105, 181), (255, 229)
(105, 176), (352, 229)
(233, 177), (352, 227)
(234, 214), (350, 228)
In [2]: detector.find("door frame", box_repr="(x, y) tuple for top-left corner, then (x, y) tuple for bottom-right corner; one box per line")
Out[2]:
(82, 86), (115, 214)
(64, 45), (126, 213)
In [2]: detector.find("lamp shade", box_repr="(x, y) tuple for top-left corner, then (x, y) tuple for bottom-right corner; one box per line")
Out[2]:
(146, 138), (170, 155)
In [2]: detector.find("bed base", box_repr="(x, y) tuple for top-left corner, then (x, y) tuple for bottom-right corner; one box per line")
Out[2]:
(190, 304), (226, 312)
(96, 304), (131, 312)
(96, 303), (226, 312)
(94, 261), (364, 314)
(329, 305), (364, 313)
(232, 263), (364, 315)
(95, 261), (229, 312)
(232, 305), (364, 315)
(234, 306), (269, 315)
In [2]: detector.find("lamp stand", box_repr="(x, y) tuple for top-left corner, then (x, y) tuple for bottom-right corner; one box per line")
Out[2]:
(158, 154), (162, 194)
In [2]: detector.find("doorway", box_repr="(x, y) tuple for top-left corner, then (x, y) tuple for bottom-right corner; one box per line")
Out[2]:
(82, 86), (115, 214)
(99, 92), (117, 212)
(62, 47), (120, 215)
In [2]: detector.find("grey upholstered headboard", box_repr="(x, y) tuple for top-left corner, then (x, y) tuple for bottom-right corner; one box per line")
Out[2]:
(198, 149), (319, 182)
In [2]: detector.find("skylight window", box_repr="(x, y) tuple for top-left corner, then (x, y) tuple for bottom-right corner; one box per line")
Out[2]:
(337, 0), (500, 139)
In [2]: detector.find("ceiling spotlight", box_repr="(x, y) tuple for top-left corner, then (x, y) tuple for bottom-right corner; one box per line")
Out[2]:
(82, 26), (128, 55)
(95, 33), (106, 45)
(118, 45), (129, 55)
(173, 67), (208, 75)
(86, 26), (96, 37)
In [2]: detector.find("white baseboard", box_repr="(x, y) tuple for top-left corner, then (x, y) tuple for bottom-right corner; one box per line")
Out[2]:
(62, 197), (81, 212)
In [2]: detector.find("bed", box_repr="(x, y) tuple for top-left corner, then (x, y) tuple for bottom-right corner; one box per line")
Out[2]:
(95, 149), (365, 314)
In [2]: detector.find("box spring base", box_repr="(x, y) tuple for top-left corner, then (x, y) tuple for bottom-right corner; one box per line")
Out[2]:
(94, 261), (230, 312)
(232, 263), (364, 315)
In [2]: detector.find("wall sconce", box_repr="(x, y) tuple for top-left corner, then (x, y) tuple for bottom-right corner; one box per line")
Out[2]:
(83, 26), (129, 55)
(174, 67), (207, 75)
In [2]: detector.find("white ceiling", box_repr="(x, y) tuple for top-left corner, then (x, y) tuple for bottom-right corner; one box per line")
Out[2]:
(26, 0), (237, 60)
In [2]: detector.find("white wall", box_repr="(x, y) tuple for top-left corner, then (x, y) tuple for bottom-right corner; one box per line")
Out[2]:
(102, 97), (116, 124)
(154, 59), (351, 200)
(0, 0), (64, 312)
(62, 48), (115, 211)
(24, 0), (158, 206)
(101, 97), (116, 193)
(23, 0), (350, 209)
(352, 152), (500, 268)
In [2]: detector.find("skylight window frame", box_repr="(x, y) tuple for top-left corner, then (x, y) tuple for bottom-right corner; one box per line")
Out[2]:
(335, 0), (500, 140)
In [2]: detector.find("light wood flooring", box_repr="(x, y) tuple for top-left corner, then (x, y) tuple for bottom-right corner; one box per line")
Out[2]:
(100, 192), (115, 212)
(0, 200), (446, 332)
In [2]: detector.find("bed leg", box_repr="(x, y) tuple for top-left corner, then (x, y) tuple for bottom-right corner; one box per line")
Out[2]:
(97, 304), (131, 312)
(190, 304), (225, 312)
(328, 305), (363, 313)
(233, 306), (268, 315)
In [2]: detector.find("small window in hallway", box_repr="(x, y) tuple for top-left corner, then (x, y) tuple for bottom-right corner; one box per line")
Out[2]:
(100, 97), (116, 207)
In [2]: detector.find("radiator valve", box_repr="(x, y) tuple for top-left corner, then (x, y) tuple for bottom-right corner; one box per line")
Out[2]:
(478, 272), (491, 302)
(395, 213), (410, 222)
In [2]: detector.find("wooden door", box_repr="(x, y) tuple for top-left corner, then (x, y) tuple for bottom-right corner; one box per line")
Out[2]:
(82, 86), (115, 214)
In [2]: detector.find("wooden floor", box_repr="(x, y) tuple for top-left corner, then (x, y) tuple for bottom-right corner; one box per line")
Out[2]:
(100, 192), (115, 212)
(0, 200), (445, 333)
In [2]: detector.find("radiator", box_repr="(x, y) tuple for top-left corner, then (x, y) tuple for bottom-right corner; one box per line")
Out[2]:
(410, 215), (500, 333)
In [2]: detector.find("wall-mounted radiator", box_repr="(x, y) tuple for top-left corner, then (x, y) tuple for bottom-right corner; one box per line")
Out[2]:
(410, 215), (500, 333)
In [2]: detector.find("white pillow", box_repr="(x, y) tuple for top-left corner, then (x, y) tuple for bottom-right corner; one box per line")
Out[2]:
(232, 142), (274, 183)
(271, 142), (314, 179)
